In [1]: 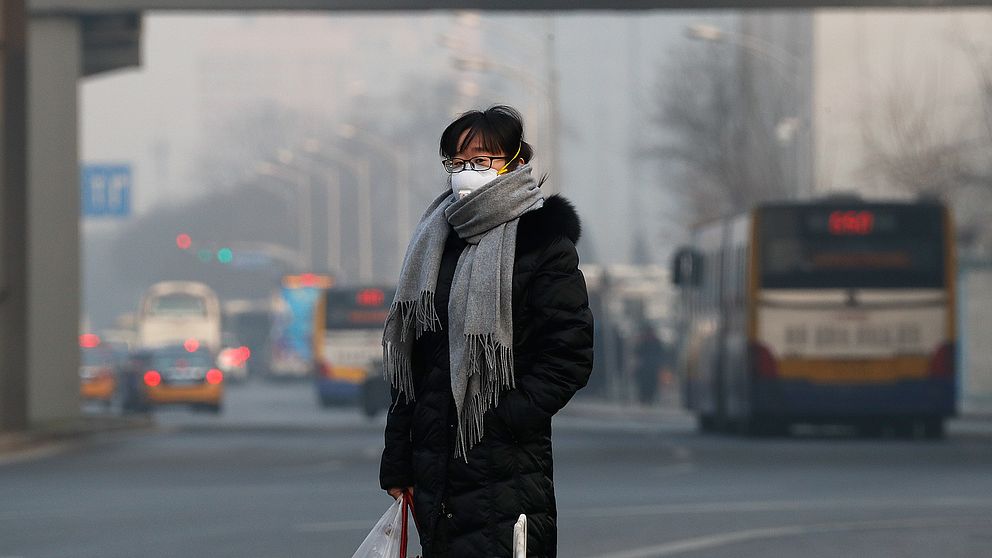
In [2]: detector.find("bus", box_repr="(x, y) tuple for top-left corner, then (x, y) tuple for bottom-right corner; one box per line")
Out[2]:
(313, 285), (395, 409)
(671, 199), (956, 437)
(267, 274), (332, 379)
(137, 281), (222, 353)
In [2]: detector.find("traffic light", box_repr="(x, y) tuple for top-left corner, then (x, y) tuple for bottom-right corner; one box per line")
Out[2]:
(176, 233), (192, 250)
(217, 248), (233, 264)
(197, 249), (212, 263)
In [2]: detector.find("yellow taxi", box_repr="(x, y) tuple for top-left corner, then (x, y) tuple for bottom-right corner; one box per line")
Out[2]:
(138, 344), (224, 413)
(79, 335), (117, 407)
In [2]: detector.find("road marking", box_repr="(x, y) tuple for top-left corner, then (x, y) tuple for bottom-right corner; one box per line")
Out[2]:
(589, 516), (992, 558)
(565, 496), (992, 519)
(294, 519), (375, 533)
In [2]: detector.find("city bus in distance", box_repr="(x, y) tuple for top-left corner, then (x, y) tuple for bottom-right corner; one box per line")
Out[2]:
(313, 285), (395, 408)
(137, 281), (222, 353)
(671, 199), (956, 437)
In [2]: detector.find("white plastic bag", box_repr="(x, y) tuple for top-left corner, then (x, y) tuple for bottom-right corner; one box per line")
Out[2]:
(351, 498), (405, 558)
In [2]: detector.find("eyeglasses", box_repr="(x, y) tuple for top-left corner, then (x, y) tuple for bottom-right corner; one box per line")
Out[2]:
(441, 156), (508, 174)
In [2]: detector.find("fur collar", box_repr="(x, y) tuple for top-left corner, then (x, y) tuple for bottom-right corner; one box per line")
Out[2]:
(518, 194), (582, 245)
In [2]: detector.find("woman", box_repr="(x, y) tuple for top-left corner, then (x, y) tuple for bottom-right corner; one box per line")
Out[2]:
(380, 105), (594, 557)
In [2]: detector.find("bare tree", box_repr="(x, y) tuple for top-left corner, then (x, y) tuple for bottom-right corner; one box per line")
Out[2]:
(653, 43), (793, 224)
(861, 35), (992, 253)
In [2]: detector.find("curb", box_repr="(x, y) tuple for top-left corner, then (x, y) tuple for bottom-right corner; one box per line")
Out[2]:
(0, 414), (154, 461)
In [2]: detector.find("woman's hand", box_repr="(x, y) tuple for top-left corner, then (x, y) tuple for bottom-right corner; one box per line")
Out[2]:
(387, 486), (413, 500)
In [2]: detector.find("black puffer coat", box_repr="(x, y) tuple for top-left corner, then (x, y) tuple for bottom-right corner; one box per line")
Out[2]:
(380, 194), (594, 558)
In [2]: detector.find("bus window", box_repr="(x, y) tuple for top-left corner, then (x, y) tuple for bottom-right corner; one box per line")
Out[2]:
(759, 205), (945, 289)
(148, 294), (208, 317)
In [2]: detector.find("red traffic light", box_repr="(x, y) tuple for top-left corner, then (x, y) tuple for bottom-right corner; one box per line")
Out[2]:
(176, 234), (192, 250)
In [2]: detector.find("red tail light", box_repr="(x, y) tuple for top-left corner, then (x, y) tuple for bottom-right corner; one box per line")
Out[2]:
(184, 338), (200, 353)
(750, 342), (779, 379)
(206, 368), (224, 385)
(79, 334), (101, 348)
(144, 370), (161, 387)
(928, 342), (955, 378)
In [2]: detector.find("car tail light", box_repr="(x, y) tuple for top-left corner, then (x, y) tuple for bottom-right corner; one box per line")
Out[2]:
(750, 342), (779, 379)
(144, 370), (162, 387)
(206, 368), (223, 385)
(928, 342), (955, 378)
(319, 361), (335, 379)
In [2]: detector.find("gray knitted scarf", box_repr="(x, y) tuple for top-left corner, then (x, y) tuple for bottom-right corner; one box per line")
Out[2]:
(383, 165), (544, 459)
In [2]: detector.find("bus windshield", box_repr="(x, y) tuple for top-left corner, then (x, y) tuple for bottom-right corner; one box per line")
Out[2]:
(324, 287), (395, 331)
(148, 294), (207, 316)
(759, 204), (945, 289)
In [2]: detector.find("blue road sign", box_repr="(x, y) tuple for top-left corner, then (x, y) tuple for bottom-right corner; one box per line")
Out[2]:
(81, 164), (131, 217)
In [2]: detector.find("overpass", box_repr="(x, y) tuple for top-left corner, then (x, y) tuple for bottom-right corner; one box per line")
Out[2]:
(1, 0), (989, 431)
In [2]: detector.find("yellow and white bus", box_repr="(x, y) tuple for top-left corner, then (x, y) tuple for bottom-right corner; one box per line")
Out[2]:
(671, 199), (956, 437)
(313, 285), (394, 408)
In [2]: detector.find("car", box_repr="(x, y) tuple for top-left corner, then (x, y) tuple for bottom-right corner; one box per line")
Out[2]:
(216, 332), (250, 383)
(120, 345), (224, 414)
(79, 340), (117, 408)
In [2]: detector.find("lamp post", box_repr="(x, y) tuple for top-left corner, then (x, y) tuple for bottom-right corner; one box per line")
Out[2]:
(685, 23), (810, 199)
(256, 159), (313, 271)
(297, 141), (374, 282)
(336, 124), (412, 257)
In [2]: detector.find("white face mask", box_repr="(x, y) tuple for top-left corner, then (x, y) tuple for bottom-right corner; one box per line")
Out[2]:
(450, 168), (499, 199)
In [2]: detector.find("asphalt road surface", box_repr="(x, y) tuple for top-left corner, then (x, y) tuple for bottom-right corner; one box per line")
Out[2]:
(3, 380), (992, 558)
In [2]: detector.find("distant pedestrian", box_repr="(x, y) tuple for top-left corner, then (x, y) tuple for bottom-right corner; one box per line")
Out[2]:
(633, 323), (665, 406)
(379, 105), (595, 557)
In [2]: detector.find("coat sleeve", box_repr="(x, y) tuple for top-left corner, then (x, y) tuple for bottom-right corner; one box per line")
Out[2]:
(379, 351), (420, 490)
(492, 235), (595, 434)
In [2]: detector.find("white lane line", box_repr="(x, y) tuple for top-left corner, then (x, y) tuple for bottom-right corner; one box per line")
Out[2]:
(589, 516), (992, 558)
(564, 496), (992, 519)
(294, 520), (376, 533)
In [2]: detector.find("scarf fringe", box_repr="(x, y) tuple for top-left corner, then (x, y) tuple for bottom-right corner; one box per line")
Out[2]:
(383, 341), (415, 405)
(391, 290), (441, 342)
(454, 334), (514, 461)
(382, 290), (442, 405)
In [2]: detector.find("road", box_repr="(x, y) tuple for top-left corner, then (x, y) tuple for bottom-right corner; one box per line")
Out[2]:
(3, 380), (992, 558)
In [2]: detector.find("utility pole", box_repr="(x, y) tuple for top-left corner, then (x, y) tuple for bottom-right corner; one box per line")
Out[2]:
(0, 0), (29, 431)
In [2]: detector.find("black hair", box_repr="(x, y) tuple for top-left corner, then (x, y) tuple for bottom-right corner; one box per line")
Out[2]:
(439, 105), (534, 170)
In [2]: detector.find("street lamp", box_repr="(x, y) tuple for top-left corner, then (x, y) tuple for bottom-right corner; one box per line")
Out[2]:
(685, 22), (809, 199)
(336, 124), (412, 261)
(257, 159), (313, 271)
(297, 141), (374, 282)
(685, 23), (803, 70)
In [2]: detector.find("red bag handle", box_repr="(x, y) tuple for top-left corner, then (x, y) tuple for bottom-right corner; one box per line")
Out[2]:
(399, 490), (420, 558)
